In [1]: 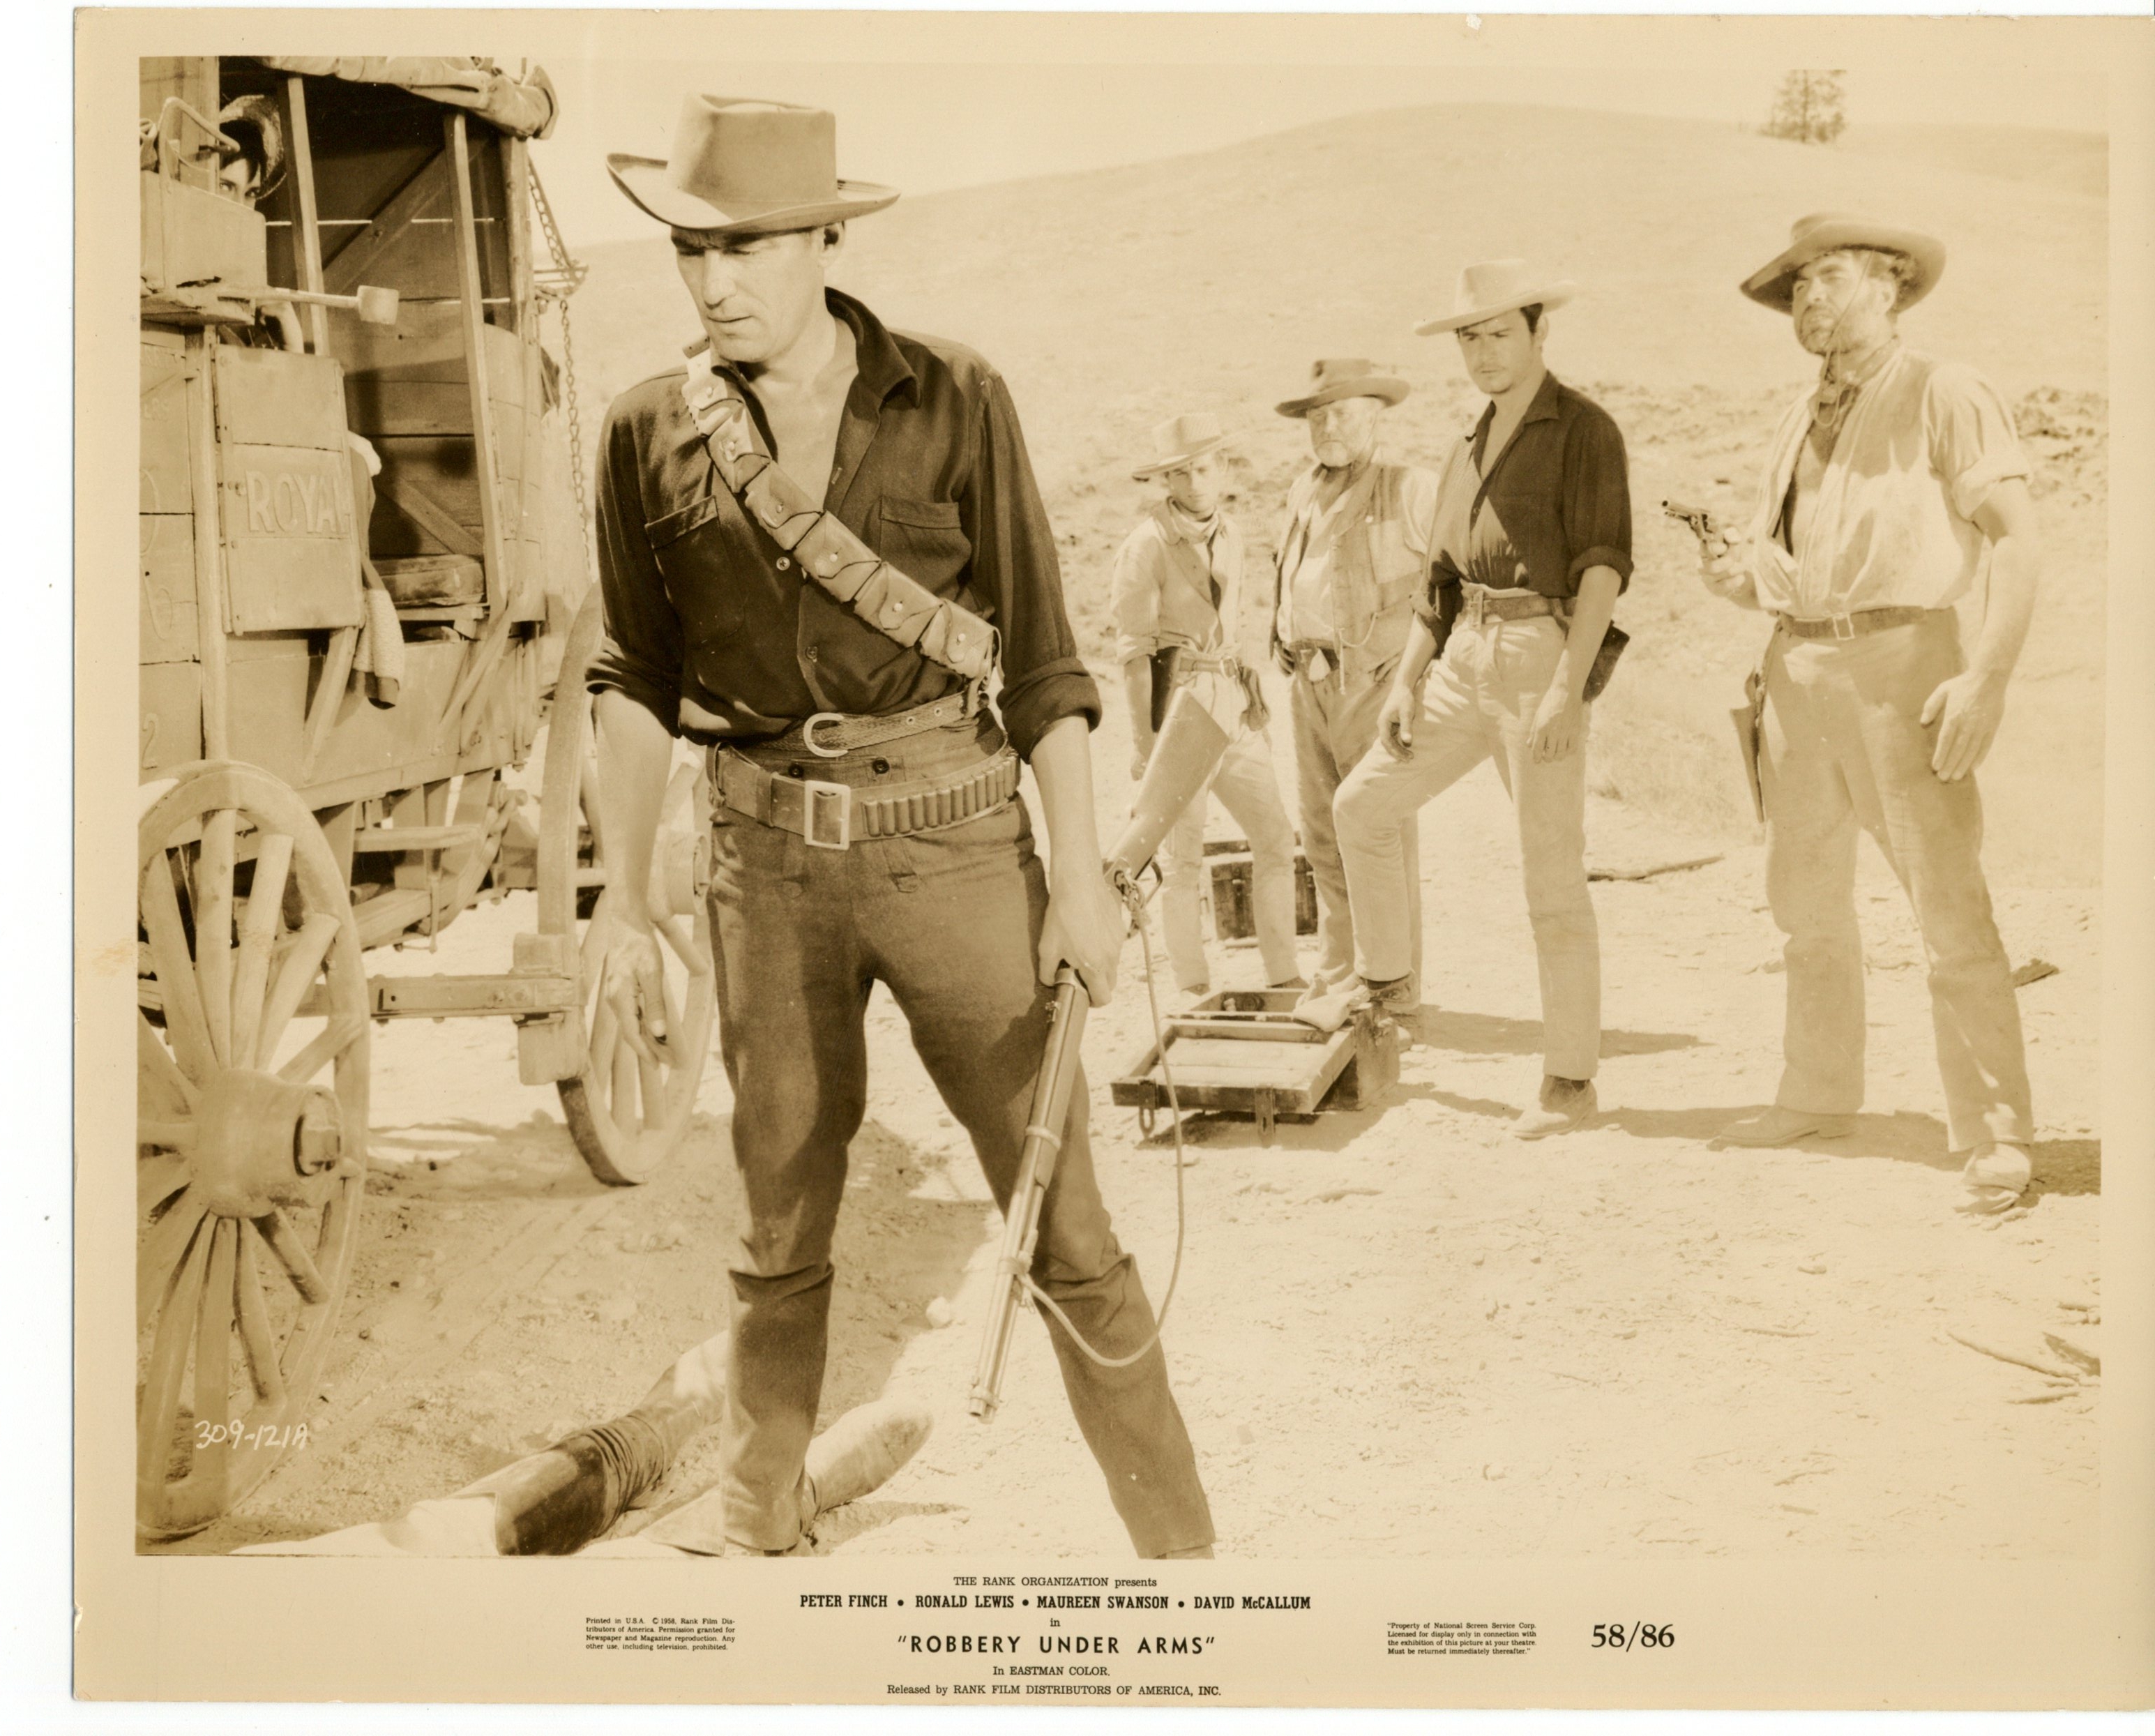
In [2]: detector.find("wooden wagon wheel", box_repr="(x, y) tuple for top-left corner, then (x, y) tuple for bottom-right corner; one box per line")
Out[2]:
(539, 593), (717, 1186)
(135, 762), (369, 1540)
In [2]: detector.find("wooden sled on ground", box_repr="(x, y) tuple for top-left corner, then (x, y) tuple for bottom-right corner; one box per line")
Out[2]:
(1108, 988), (1399, 1146)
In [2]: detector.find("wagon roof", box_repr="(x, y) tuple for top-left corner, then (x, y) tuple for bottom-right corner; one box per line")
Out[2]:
(248, 56), (558, 139)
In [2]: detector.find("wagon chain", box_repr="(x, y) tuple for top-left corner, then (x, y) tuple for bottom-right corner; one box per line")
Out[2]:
(527, 161), (594, 576)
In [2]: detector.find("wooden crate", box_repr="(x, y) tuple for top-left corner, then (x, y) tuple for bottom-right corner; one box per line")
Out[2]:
(1108, 988), (1399, 1144)
(1204, 838), (1320, 941)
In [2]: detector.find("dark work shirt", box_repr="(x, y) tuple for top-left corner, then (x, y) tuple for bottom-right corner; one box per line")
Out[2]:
(1427, 370), (1633, 607)
(587, 288), (1100, 760)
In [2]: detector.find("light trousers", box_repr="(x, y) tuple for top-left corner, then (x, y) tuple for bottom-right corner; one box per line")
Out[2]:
(1334, 617), (1601, 1080)
(1760, 612), (2033, 1150)
(1158, 725), (1301, 992)
(1290, 659), (1421, 996)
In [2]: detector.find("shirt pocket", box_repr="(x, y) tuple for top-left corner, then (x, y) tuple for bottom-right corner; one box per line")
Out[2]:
(875, 495), (972, 595)
(644, 493), (742, 636)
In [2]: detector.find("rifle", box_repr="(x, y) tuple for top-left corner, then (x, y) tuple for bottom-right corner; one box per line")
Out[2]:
(967, 684), (1233, 1421)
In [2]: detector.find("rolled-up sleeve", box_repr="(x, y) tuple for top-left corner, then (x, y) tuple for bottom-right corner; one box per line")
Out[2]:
(965, 368), (1101, 759)
(1926, 361), (2031, 522)
(585, 400), (686, 735)
(1562, 406), (1634, 591)
(1110, 527), (1163, 665)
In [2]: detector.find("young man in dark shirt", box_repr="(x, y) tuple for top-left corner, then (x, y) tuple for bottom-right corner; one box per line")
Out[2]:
(1335, 261), (1631, 1138)
(587, 96), (1213, 1557)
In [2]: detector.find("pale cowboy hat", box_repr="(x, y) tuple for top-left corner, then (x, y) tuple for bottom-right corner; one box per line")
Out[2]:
(1740, 212), (1946, 313)
(1273, 358), (1410, 420)
(1130, 411), (1234, 481)
(607, 94), (900, 235)
(1414, 259), (1576, 336)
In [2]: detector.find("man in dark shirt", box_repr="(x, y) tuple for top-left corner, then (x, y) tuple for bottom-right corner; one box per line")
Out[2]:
(588, 95), (1213, 1557)
(1335, 261), (1631, 1138)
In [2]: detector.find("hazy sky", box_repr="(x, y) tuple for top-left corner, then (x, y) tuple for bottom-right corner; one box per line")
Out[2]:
(519, 47), (2105, 250)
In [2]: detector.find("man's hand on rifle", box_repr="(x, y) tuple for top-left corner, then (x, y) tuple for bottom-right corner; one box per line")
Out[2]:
(1039, 863), (1124, 1006)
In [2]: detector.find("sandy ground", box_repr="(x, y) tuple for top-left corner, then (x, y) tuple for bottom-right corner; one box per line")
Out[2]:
(163, 670), (2101, 1561)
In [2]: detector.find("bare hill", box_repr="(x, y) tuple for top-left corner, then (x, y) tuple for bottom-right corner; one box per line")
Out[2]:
(564, 102), (2105, 886)
(1836, 123), (2107, 202)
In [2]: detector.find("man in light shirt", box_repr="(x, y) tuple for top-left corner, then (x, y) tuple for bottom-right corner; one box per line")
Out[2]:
(1113, 412), (1303, 999)
(1268, 359), (1439, 1009)
(1698, 213), (2042, 1214)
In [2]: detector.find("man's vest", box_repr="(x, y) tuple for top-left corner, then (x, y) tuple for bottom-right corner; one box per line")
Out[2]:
(1271, 460), (1425, 687)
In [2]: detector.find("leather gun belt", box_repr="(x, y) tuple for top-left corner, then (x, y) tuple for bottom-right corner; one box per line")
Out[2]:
(1776, 606), (1936, 641)
(711, 744), (1022, 852)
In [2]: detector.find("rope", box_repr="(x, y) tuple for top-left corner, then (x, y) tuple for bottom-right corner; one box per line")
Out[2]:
(527, 160), (593, 573)
(1018, 880), (1188, 1371)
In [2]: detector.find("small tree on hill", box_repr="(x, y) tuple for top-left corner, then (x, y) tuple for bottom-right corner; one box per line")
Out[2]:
(1764, 70), (1848, 145)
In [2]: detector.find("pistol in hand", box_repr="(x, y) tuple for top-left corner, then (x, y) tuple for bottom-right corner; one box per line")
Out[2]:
(1661, 499), (1722, 544)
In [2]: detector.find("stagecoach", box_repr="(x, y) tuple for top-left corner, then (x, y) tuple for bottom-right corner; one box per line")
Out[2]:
(134, 56), (713, 1539)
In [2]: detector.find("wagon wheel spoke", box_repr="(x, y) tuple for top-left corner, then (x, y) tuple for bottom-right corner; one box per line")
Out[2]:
(254, 1208), (329, 1305)
(193, 808), (238, 1068)
(234, 1222), (287, 1407)
(229, 832), (293, 1071)
(586, 990), (621, 1105)
(139, 853), (216, 1085)
(138, 1187), (207, 1333)
(656, 913), (706, 977)
(637, 1051), (666, 1131)
(255, 912), (341, 1073)
(276, 1015), (365, 1089)
(138, 1120), (194, 1158)
(611, 1019), (640, 1129)
(137, 1153), (191, 1221)
(137, 1218), (213, 1497)
(137, 1012), (196, 1115)
(190, 1220), (240, 1486)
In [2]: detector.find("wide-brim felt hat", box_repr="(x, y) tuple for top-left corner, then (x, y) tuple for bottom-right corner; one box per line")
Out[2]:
(1741, 212), (1946, 312)
(608, 93), (899, 234)
(1275, 358), (1410, 419)
(1131, 411), (1234, 480)
(1415, 259), (1575, 336)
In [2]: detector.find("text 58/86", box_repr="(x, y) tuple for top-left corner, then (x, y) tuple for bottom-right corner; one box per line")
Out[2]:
(1592, 1623), (1674, 1650)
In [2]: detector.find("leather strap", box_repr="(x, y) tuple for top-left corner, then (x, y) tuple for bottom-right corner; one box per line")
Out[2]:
(713, 746), (1022, 849)
(679, 344), (999, 684)
(1776, 605), (1934, 641)
(1460, 586), (1562, 624)
(777, 687), (984, 759)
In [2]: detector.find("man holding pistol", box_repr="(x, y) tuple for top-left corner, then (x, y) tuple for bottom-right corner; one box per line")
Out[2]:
(1697, 214), (2042, 1214)
(587, 96), (1213, 1555)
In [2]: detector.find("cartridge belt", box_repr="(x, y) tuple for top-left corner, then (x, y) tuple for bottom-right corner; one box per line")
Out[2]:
(711, 742), (1022, 851)
(1172, 649), (1239, 678)
(1776, 606), (1937, 642)
(1459, 585), (1562, 627)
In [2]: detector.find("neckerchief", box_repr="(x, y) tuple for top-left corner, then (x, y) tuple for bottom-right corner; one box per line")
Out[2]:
(1165, 500), (1223, 608)
(1808, 338), (1899, 455)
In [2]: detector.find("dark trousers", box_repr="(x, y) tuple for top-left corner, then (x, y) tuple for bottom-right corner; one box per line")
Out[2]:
(705, 717), (1214, 1555)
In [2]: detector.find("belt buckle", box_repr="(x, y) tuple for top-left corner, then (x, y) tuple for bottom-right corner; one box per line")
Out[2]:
(801, 779), (852, 849)
(801, 712), (848, 759)
(1464, 589), (1485, 627)
(1829, 613), (1856, 641)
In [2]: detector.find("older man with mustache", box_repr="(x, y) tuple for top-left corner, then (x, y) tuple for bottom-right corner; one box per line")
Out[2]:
(1696, 214), (2043, 1214)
